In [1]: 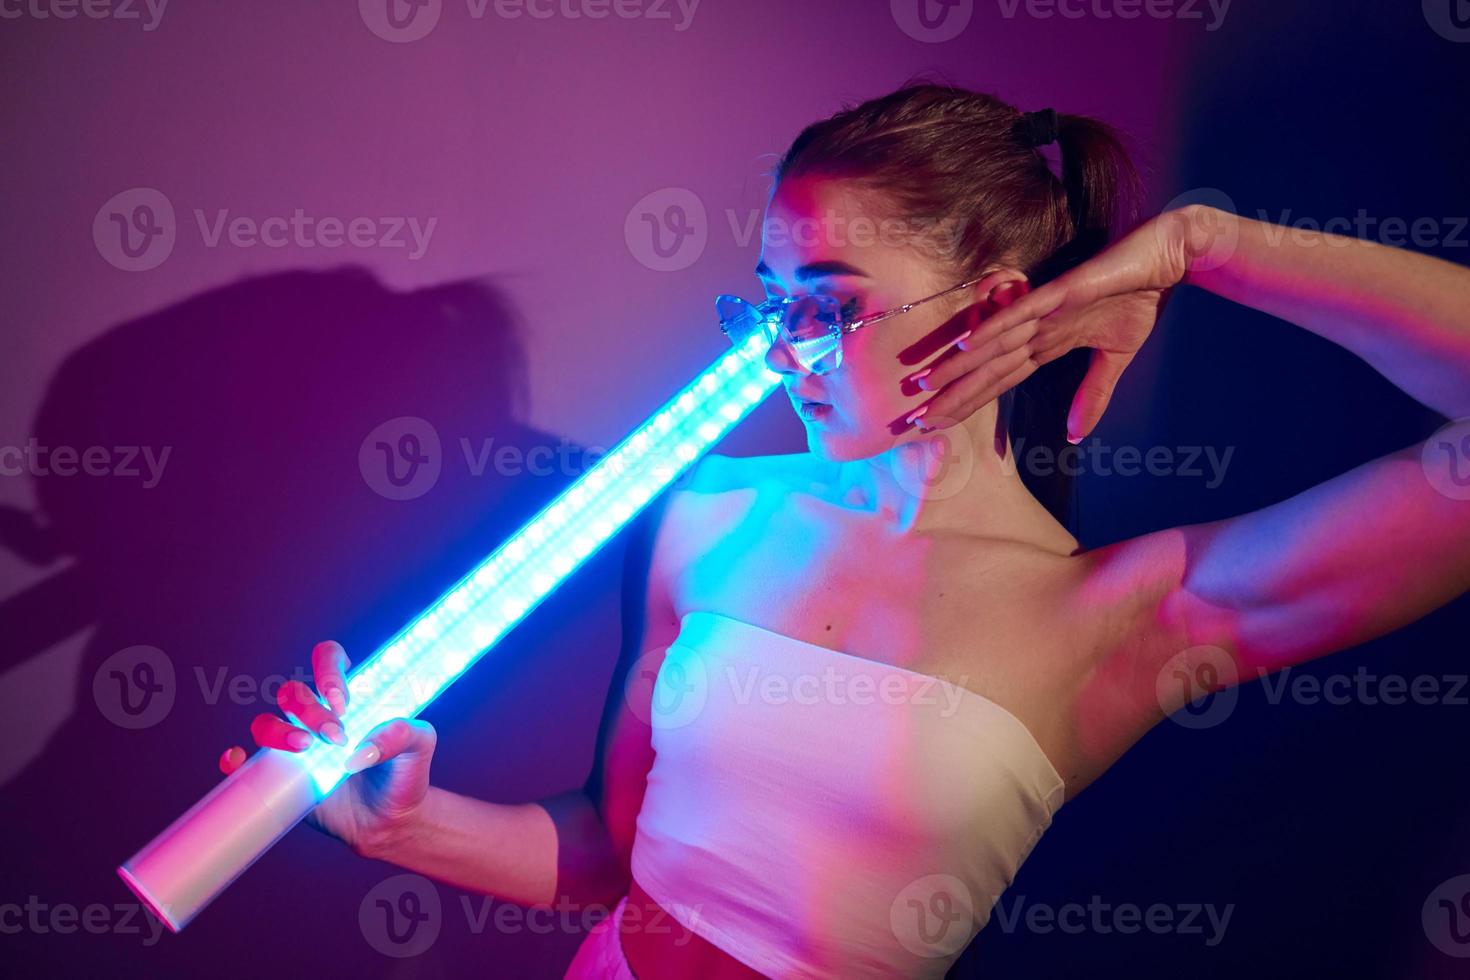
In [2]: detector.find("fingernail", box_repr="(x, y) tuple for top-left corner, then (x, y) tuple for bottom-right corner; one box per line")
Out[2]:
(905, 405), (930, 427)
(321, 721), (347, 746)
(953, 329), (973, 350)
(324, 686), (347, 715)
(345, 744), (381, 774)
(219, 747), (242, 772)
(287, 729), (312, 751)
(1066, 432), (1081, 445)
(908, 367), (932, 383)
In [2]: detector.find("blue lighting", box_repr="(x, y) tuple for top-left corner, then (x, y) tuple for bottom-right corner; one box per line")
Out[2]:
(303, 337), (778, 792)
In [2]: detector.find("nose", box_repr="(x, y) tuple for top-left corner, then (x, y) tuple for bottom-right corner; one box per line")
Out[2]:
(763, 332), (810, 377)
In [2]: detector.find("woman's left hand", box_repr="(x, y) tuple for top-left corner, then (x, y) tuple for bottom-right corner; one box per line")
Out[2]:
(913, 206), (1210, 442)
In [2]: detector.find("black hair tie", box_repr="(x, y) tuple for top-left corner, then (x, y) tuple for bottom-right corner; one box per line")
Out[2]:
(1020, 108), (1059, 148)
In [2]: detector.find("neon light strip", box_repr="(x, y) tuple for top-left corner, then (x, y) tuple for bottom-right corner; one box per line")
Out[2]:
(302, 335), (779, 792)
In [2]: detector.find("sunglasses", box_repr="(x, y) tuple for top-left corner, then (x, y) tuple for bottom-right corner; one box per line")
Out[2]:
(715, 275), (985, 375)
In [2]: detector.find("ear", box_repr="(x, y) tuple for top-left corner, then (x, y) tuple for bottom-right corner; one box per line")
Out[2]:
(988, 276), (1032, 309)
(969, 268), (1031, 316)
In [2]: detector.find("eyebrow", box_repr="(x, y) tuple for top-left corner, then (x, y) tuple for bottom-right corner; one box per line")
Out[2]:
(754, 259), (871, 282)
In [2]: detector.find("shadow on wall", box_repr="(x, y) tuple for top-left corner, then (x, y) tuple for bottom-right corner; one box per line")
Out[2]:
(0, 267), (628, 978)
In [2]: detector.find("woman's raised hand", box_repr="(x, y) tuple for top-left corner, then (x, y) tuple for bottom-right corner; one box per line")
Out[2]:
(218, 640), (436, 857)
(914, 206), (1205, 442)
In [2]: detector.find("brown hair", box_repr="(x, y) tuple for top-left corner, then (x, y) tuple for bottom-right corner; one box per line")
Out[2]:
(773, 82), (1141, 531)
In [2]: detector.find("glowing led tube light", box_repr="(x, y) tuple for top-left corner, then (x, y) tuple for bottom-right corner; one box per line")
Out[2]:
(117, 335), (780, 933)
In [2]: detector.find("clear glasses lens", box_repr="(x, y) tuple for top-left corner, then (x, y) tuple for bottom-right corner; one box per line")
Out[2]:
(715, 293), (843, 374)
(781, 295), (841, 341)
(715, 295), (771, 347)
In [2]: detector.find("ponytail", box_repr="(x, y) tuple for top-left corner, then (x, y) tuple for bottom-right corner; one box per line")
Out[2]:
(1006, 113), (1141, 535)
(1040, 112), (1142, 280)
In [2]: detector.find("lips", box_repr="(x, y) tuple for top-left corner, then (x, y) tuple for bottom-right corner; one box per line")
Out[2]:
(790, 391), (833, 422)
(788, 390), (829, 409)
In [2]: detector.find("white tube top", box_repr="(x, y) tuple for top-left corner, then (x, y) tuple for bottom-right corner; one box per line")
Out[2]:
(629, 610), (1067, 979)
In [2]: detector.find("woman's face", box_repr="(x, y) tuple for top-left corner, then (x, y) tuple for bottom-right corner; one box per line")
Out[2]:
(757, 175), (978, 461)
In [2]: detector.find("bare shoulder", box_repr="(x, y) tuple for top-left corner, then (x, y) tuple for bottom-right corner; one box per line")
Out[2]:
(667, 450), (825, 504)
(650, 450), (817, 574)
(1071, 526), (1191, 635)
(963, 527), (1202, 799)
(1063, 526), (1201, 744)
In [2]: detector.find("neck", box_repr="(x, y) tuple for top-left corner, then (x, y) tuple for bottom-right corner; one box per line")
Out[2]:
(830, 403), (1074, 545)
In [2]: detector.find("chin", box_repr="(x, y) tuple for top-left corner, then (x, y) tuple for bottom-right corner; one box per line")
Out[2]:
(805, 420), (897, 463)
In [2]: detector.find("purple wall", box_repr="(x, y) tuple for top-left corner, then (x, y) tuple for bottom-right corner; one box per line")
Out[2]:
(3, 1), (1466, 977)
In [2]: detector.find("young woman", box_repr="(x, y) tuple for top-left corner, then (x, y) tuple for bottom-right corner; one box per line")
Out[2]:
(220, 85), (1470, 978)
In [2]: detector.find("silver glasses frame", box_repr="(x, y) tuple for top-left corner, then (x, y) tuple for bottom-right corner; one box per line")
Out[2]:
(838, 275), (986, 334)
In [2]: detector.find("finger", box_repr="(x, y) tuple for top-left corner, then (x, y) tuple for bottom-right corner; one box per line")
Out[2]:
(919, 343), (1035, 429)
(914, 320), (1036, 393)
(219, 745), (248, 775)
(1066, 348), (1132, 443)
(926, 357), (1039, 432)
(277, 679), (346, 746)
(249, 713), (313, 752)
(344, 718), (437, 774)
(1027, 322), (1078, 364)
(965, 278), (1069, 346)
(311, 641), (352, 716)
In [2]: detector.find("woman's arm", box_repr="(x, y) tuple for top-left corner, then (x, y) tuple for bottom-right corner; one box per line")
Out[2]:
(1083, 209), (1470, 715)
(357, 467), (689, 909)
(357, 784), (575, 906)
(1182, 205), (1470, 417)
